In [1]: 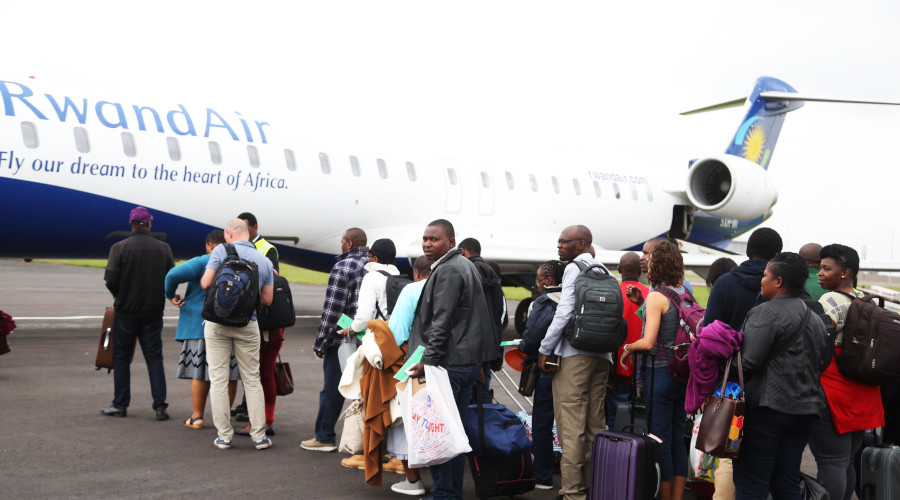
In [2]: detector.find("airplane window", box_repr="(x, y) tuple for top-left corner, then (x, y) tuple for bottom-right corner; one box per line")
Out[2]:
(505, 172), (515, 190)
(284, 149), (297, 171)
(319, 152), (331, 174)
(630, 184), (638, 200)
(350, 156), (361, 177)
(377, 158), (388, 179)
(480, 171), (491, 188)
(121, 132), (137, 157)
(645, 185), (654, 201)
(572, 179), (581, 196)
(447, 168), (458, 186)
(74, 127), (90, 153)
(166, 137), (181, 161)
(613, 182), (621, 199)
(248, 145), (260, 168)
(209, 141), (222, 165)
(529, 174), (538, 192)
(406, 161), (417, 181)
(593, 180), (602, 197)
(551, 176), (560, 194)
(21, 121), (38, 149)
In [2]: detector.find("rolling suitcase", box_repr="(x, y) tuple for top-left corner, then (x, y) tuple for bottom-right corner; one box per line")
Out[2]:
(590, 353), (661, 500)
(467, 376), (536, 499)
(94, 307), (115, 373)
(859, 444), (900, 500)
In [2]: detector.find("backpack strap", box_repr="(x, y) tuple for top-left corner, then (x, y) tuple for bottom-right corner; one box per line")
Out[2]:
(374, 270), (391, 320)
(225, 243), (238, 258)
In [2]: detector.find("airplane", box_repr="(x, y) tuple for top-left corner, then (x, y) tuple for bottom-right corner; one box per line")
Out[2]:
(2, 75), (898, 329)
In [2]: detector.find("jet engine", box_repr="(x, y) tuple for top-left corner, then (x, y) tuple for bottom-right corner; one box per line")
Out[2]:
(685, 154), (778, 220)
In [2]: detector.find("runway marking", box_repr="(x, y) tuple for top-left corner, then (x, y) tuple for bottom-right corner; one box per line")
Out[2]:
(13, 315), (321, 320)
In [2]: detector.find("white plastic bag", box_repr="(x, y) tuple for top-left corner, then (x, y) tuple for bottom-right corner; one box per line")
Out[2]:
(689, 413), (717, 482)
(399, 365), (472, 468)
(337, 341), (358, 371)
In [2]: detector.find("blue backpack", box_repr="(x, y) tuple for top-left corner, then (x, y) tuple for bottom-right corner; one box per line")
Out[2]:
(202, 244), (259, 327)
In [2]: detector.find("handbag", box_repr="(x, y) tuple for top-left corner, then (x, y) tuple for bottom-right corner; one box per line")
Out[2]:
(696, 352), (744, 459)
(339, 398), (364, 454)
(518, 360), (539, 397)
(274, 354), (294, 396)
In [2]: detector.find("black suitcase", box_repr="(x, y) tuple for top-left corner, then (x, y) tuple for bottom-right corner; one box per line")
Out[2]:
(859, 444), (900, 500)
(590, 352), (660, 500)
(468, 451), (536, 499)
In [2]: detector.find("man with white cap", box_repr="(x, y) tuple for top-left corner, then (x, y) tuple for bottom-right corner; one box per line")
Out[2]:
(101, 206), (175, 420)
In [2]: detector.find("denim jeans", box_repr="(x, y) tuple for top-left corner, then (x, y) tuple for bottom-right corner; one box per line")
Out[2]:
(734, 406), (817, 500)
(605, 376), (632, 432)
(314, 344), (344, 443)
(532, 372), (555, 486)
(646, 365), (687, 481)
(429, 364), (481, 500)
(112, 316), (167, 410)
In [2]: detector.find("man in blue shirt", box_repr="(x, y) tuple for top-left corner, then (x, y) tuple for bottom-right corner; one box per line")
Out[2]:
(201, 218), (274, 450)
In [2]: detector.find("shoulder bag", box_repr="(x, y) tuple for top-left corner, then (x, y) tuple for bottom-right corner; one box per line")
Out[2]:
(696, 352), (745, 459)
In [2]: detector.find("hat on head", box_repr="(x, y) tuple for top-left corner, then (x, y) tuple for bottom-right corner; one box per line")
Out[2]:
(129, 206), (153, 225)
(369, 238), (396, 261)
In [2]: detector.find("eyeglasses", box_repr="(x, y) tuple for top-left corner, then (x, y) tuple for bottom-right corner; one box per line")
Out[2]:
(557, 238), (583, 245)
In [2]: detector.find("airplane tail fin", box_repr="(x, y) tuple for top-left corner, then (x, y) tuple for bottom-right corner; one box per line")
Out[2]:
(682, 76), (900, 170)
(683, 77), (802, 170)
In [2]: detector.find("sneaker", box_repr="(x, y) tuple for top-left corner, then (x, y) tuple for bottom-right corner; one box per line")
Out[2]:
(254, 437), (273, 450)
(383, 457), (406, 475)
(391, 478), (426, 496)
(340, 454), (365, 469)
(535, 483), (554, 490)
(213, 438), (232, 450)
(300, 438), (337, 452)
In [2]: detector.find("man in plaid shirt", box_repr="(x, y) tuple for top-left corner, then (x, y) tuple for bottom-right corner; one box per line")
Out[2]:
(301, 227), (369, 452)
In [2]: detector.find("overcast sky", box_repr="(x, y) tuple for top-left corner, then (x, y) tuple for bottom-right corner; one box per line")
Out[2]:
(6, 1), (900, 260)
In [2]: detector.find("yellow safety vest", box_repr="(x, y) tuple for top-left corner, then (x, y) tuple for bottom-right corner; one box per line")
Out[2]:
(253, 236), (278, 260)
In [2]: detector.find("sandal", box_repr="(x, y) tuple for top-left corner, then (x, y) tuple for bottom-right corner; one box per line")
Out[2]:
(183, 416), (204, 429)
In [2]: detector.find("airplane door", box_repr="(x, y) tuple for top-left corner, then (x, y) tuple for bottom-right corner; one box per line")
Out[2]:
(442, 158), (462, 214)
(474, 161), (495, 215)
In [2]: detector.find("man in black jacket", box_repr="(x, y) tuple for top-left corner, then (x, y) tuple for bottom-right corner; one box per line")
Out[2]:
(459, 237), (506, 402)
(408, 219), (498, 500)
(101, 207), (175, 419)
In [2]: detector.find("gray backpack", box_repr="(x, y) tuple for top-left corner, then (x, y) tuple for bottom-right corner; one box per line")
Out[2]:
(563, 261), (627, 353)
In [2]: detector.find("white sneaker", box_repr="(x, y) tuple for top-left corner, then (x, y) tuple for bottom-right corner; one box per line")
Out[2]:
(390, 478), (426, 496)
(535, 482), (554, 490)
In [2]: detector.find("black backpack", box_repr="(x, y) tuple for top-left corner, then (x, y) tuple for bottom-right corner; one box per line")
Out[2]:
(835, 292), (900, 385)
(257, 274), (295, 330)
(202, 244), (260, 327)
(563, 261), (627, 353)
(375, 270), (414, 319)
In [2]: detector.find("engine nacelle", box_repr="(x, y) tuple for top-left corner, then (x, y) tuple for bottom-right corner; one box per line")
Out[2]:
(686, 154), (778, 221)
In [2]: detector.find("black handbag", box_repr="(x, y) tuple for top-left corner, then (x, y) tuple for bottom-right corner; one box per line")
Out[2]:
(518, 360), (540, 397)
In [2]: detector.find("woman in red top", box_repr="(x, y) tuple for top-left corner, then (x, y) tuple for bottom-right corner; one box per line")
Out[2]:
(809, 243), (884, 500)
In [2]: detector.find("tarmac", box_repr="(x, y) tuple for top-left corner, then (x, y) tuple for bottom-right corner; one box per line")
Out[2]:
(0, 259), (826, 499)
(0, 259), (561, 499)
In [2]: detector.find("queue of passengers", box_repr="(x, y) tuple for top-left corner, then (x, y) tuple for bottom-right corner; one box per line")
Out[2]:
(100, 207), (895, 500)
